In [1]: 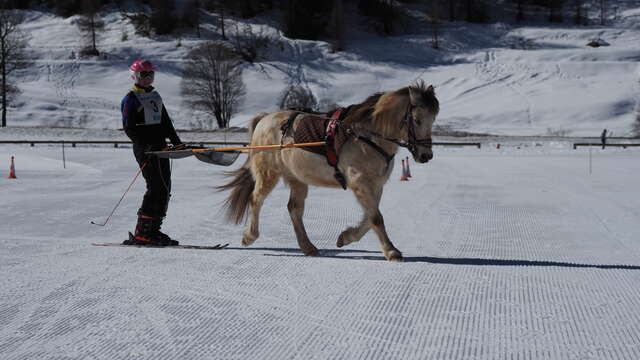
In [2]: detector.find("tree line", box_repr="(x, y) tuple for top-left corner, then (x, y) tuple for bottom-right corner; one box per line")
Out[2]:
(3, 1), (619, 37)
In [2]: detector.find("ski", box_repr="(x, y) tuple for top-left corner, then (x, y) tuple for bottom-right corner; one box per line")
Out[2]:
(92, 242), (229, 250)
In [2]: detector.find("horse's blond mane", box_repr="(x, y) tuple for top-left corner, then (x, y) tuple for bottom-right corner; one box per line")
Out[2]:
(343, 81), (438, 138)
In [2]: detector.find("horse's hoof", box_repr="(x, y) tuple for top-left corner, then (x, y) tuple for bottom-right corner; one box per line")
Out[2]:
(337, 232), (352, 248)
(386, 250), (403, 262)
(304, 249), (319, 257)
(241, 232), (257, 247)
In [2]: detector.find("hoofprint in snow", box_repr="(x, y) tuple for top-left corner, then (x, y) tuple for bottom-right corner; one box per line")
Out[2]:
(2, 143), (640, 359)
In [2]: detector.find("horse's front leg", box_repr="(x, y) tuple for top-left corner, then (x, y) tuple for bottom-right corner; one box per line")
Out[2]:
(286, 179), (318, 256)
(336, 217), (372, 248)
(336, 181), (380, 248)
(243, 171), (278, 246)
(370, 208), (402, 261)
(341, 184), (402, 261)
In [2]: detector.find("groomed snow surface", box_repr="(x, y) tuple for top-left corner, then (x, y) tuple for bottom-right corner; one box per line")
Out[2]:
(2, 142), (640, 359)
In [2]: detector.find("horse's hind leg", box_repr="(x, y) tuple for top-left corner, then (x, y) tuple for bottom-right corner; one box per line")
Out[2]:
(242, 166), (279, 247)
(285, 179), (318, 256)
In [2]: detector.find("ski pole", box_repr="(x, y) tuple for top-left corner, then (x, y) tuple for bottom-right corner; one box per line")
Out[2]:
(91, 161), (148, 227)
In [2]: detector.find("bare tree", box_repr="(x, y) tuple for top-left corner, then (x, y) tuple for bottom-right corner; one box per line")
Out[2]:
(181, 0), (202, 37)
(516, 0), (524, 22)
(76, 0), (104, 56)
(150, 0), (177, 35)
(229, 22), (270, 63)
(447, 0), (456, 21)
(278, 46), (317, 111)
(600, 0), (606, 25)
(219, 2), (227, 40)
(549, 0), (564, 22)
(328, 0), (346, 52)
(205, 0), (229, 40)
(430, 1), (441, 49)
(194, 0), (202, 38)
(181, 42), (245, 129)
(0, 7), (31, 127)
(279, 83), (317, 111)
(574, 0), (585, 25)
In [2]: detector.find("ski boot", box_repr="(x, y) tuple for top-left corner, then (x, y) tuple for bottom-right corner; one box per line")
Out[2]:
(151, 217), (179, 246)
(122, 215), (178, 246)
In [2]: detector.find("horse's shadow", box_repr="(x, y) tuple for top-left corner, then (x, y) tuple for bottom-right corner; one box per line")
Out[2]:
(227, 246), (640, 270)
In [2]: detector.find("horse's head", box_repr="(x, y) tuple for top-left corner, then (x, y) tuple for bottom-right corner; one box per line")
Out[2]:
(406, 82), (439, 163)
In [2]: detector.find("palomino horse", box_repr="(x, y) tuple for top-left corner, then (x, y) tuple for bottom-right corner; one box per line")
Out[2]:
(218, 82), (439, 261)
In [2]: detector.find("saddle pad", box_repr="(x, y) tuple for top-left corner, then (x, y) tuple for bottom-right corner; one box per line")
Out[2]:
(293, 114), (349, 156)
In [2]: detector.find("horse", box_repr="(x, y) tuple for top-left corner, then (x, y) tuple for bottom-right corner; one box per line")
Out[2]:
(218, 81), (439, 261)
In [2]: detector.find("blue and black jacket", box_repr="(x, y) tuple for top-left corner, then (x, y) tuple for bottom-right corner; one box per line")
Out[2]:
(121, 85), (181, 147)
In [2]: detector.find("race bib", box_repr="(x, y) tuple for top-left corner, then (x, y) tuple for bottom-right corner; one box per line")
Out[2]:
(133, 91), (163, 125)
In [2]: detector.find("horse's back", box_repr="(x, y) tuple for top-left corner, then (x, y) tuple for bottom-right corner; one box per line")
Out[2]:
(250, 110), (293, 146)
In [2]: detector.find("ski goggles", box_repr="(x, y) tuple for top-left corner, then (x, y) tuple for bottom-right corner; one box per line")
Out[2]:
(138, 71), (155, 78)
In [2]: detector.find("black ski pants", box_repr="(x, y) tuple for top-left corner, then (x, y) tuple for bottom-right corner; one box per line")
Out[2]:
(133, 143), (171, 218)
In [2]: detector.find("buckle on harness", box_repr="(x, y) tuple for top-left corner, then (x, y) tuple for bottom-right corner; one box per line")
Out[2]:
(326, 109), (347, 189)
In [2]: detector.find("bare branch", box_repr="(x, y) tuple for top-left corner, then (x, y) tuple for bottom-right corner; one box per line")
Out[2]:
(0, 8), (32, 127)
(181, 42), (246, 129)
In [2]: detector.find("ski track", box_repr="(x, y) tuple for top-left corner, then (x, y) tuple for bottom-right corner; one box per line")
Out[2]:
(2, 146), (640, 359)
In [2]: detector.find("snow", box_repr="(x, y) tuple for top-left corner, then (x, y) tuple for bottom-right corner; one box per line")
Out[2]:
(3, 5), (640, 136)
(2, 143), (640, 359)
(3, 4), (640, 358)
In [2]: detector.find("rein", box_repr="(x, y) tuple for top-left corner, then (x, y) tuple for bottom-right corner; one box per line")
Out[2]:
(345, 104), (432, 158)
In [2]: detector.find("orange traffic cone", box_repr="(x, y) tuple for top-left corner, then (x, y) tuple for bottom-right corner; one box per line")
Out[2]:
(400, 159), (408, 181)
(8, 156), (16, 179)
(405, 156), (412, 178)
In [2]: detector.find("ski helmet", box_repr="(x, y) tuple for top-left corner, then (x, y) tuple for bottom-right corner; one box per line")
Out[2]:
(129, 59), (156, 82)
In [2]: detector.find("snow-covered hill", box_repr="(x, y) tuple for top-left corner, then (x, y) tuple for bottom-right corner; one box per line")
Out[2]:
(7, 4), (640, 137)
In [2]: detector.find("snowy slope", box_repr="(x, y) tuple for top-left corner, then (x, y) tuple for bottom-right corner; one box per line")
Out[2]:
(2, 145), (640, 359)
(6, 5), (640, 136)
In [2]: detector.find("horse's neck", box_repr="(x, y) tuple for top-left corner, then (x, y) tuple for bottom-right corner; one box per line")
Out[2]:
(353, 117), (401, 156)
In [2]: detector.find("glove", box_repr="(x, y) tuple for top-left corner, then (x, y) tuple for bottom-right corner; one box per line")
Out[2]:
(163, 143), (187, 151)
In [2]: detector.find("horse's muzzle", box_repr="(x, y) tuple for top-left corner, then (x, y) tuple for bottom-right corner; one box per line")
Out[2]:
(418, 152), (433, 163)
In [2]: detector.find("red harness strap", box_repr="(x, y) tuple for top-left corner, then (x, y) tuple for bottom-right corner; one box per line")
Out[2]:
(325, 108), (347, 189)
(325, 108), (343, 168)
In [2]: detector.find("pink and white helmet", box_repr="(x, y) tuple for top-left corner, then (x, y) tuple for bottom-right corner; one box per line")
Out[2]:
(129, 59), (156, 82)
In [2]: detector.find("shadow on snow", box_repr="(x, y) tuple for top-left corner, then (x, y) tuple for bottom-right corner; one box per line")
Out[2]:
(235, 247), (640, 270)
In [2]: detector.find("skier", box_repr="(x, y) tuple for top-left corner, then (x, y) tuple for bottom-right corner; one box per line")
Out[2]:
(120, 59), (184, 246)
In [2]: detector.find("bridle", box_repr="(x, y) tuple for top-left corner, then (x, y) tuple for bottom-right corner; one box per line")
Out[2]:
(400, 103), (433, 155)
(356, 103), (433, 156)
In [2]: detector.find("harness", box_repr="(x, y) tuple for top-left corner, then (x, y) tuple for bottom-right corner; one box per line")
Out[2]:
(280, 104), (430, 189)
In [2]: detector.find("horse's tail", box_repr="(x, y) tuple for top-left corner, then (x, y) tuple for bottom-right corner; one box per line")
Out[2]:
(216, 112), (268, 224)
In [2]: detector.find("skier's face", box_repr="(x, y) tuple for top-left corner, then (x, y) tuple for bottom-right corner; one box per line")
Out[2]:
(138, 71), (155, 87)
